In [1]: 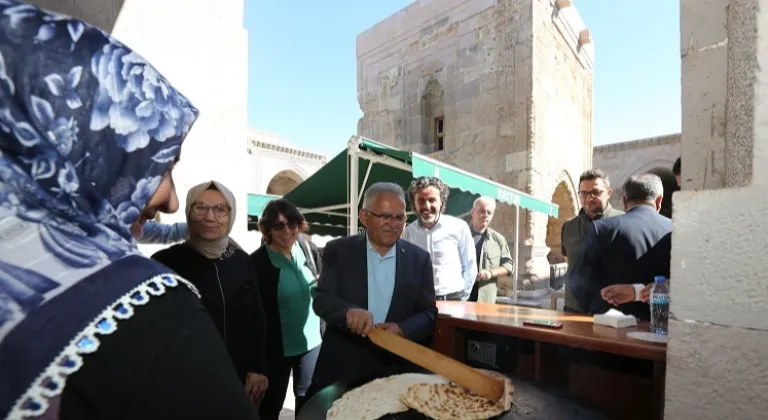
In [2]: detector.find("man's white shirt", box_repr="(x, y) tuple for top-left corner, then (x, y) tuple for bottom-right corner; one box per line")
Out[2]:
(401, 214), (477, 298)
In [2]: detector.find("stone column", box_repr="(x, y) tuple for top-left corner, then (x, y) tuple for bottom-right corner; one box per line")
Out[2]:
(680, 0), (729, 189)
(666, 0), (767, 418)
(525, 0), (593, 289)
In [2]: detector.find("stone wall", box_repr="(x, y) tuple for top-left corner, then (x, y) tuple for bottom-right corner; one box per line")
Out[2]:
(679, 0), (756, 189)
(680, 0), (727, 190)
(592, 134), (681, 209)
(357, 0), (593, 283)
(666, 0), (767, 418)
(529, 0), (593, 277)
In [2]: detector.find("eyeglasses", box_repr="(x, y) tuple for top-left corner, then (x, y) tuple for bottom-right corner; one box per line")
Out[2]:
(578, 190), (605, 199)
(191, 203), (231, 219)
(366, 210), (407, 223)
(270, 221), (298, 231)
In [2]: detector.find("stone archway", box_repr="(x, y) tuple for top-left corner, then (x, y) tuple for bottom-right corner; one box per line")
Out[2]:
(616, 160), (677, 218)
(545, 181), (577, 264)
(420, 76), (445, 153)
(266, 169), (304, 195)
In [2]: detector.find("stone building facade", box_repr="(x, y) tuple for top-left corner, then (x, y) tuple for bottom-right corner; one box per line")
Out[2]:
(357, 0), (594, 282)
(541, 134), (682, 266)
(246, 129), (327, 196)
(592, 133), (681, 218)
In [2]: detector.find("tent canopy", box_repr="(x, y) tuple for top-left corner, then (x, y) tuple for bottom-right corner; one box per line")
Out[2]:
(247, 193), (281, 218)
(248, 137), (558, 237)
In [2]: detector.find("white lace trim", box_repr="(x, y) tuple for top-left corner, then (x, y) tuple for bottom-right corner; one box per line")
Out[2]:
(6, 273), (199, 419)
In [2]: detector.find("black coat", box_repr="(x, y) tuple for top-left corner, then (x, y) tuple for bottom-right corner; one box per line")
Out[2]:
(249, 238), (322, 361)
(570, 205), (672, 320)
(152, 244), (267, 381)
(59, 256), (259, 420)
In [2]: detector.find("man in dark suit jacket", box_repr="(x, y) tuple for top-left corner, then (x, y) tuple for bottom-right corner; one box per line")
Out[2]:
(569, 174), (672, 320)
(308, 182), (437, 396)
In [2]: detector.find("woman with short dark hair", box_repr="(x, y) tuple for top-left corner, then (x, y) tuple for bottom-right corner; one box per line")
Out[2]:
(250, 199), (322, 420)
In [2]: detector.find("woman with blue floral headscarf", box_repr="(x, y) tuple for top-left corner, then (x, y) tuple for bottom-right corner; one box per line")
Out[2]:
(0, 1), (260, 419)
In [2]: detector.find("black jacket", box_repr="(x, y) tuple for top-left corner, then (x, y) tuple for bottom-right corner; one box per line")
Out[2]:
(569, 205), (672, 320)
(152, 244), (267, 381)
(308, 235), (436, 396)
(58, 256), (259, 420)
(249, 238), (322, 360)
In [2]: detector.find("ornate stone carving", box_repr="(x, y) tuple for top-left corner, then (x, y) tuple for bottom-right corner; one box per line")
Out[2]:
(248, 139), (327, 162)
(358, 90), (378, 115)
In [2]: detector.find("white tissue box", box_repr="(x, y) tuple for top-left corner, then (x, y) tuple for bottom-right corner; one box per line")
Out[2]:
(593, 309), (637, 329)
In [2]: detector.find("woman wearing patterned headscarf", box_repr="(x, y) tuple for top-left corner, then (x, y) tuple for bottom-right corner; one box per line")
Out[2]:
(152, 181), (270, 401)
(0, 1), (259, 419)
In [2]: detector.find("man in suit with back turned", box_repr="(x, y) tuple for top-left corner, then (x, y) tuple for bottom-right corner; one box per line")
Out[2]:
(308, 182), (437, 396)
(569, 174), (672, 320)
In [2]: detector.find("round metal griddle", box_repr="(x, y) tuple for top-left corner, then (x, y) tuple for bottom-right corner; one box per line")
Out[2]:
(297, 368), (608, 420)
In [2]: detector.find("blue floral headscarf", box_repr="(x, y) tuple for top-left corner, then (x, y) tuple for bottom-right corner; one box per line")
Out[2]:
(0, 1), (199, 417)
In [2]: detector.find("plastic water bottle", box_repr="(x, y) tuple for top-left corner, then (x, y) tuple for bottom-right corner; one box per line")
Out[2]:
(650, 276), (670, 335)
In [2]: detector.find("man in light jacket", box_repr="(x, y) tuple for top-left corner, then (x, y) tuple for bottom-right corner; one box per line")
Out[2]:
(467, 196), (514, 304)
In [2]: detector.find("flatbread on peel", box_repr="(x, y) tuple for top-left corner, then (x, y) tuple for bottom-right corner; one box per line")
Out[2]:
(326, 373), (449, 420)
(400, 369), (515, 420)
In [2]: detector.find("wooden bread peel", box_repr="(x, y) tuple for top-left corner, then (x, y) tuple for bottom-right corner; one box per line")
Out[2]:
(368, 328), (505, 401)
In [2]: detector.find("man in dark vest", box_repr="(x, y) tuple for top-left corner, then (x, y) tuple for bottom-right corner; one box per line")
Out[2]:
(560, 169), (623, 313)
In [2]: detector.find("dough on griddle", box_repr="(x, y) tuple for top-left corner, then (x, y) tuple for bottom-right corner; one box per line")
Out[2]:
(400, 370), (515, 420)
(325, 373), (449, 420)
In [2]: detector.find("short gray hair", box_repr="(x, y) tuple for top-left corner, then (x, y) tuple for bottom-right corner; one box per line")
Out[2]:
(362, 182), (406, 210)
(623, 174), (663, 202)
(472, 196), (496, 209)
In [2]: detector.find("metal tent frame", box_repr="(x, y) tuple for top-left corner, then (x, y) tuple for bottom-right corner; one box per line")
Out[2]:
(346, 137), (528, 303)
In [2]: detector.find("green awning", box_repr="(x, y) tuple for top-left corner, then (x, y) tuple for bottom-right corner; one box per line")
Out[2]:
(363, 140), (559, 216)
(247, 137), (558, 236)
(247, 193), (281, 220)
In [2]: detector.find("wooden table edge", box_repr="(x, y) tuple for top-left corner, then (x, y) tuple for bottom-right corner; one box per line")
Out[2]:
(436, 315), (667, 362)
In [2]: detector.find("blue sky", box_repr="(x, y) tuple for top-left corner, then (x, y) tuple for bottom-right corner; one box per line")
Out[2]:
(246, 1), (680, 158)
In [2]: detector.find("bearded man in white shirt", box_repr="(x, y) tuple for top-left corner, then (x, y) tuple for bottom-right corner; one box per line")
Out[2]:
(401, 177), (477, 301)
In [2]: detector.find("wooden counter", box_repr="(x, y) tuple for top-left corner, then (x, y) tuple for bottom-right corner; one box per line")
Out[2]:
(433, 302), (667, 420)
(435, 301), (666, 361)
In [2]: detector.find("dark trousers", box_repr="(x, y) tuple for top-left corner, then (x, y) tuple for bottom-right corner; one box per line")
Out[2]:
(562, 305), (581, 314)
(468, 282), (479, 302)
(258, 345), (320, 420)
(436, 290), (464, 301)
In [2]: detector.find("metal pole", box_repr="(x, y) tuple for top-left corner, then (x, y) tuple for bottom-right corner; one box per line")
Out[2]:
(348, 142), (359, 236)
(513, 205), (520, 303)
(357, 163), (373, 207)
